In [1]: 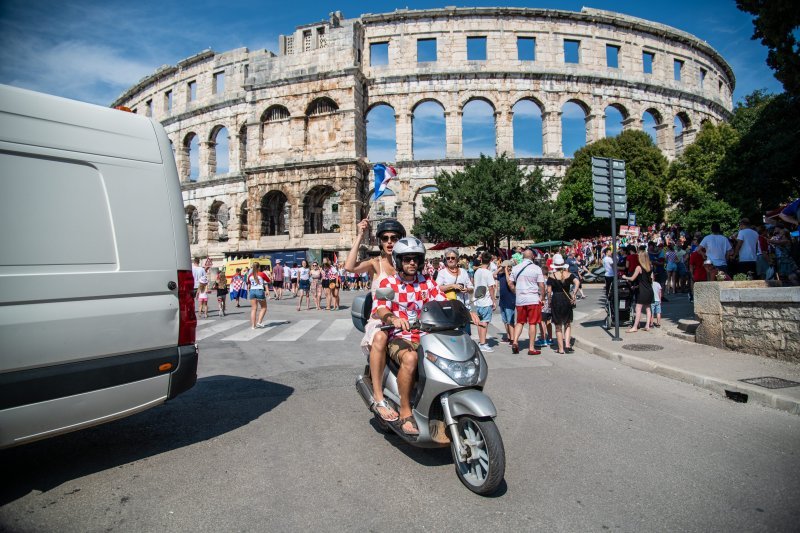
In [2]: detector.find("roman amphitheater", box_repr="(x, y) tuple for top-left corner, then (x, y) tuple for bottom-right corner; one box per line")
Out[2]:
(113, 7), (734, 263)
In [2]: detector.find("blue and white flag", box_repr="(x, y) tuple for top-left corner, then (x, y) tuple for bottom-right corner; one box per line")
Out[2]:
(373, 163), (397, 201)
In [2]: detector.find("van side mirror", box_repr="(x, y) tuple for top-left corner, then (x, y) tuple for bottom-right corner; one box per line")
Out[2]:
(374, 287), (395, 301)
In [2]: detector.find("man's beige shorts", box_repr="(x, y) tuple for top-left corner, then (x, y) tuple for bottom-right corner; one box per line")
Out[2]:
(387, 337), (420, 366)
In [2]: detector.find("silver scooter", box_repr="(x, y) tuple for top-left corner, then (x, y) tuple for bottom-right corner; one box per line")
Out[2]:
(352, 287), (506, 495)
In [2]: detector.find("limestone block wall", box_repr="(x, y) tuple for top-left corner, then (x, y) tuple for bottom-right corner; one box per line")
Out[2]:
(694, 282), (800, 362)
(111, 7), (734, 262)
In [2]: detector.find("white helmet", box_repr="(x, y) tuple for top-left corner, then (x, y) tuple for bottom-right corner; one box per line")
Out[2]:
(391, 237), (426, 270)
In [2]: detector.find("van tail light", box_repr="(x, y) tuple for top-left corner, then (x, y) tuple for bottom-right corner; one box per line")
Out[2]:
(177, 270), (197, 345)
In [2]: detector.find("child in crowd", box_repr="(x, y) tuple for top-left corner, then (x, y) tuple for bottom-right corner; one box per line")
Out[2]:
(535, 265), (554, 348)
(198, 282), (209, 318)
(649, 279), (662, 328)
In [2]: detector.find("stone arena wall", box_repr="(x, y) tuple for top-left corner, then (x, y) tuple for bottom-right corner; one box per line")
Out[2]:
(112, 7), (734, 261)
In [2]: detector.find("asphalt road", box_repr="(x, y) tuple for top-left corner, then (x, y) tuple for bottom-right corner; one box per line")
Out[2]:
(2, 289), (799, 532)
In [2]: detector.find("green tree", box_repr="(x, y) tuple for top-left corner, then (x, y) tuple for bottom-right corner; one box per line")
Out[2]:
(737, 0), (800, 97)
(719, 91), (800, 217)
(665, 121), (741, 234)
(412, 155), (559, 249)
(555, 130), (667, 236)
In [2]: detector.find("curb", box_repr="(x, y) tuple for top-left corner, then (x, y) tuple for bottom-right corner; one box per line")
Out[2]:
(572, 335), (800, 416)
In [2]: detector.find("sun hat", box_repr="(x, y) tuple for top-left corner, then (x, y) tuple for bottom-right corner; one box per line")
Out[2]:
(501, 259), (514, 267)
(552, 254), (567, 269)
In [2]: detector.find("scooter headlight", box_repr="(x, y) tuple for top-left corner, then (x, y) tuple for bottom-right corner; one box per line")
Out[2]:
(425, 350), (481, 386)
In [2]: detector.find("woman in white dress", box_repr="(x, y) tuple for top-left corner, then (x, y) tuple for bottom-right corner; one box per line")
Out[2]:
(344, 218), (405, 422)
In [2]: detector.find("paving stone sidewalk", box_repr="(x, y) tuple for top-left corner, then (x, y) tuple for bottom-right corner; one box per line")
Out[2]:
(573, 286), (800, 415)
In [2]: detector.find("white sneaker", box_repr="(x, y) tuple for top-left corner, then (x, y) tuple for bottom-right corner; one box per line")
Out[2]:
(479, 344), (494, 352)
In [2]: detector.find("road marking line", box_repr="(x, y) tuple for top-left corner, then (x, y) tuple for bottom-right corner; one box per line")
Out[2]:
(268, 319), (320, 342)
(197, 319), (215, 326)
(317, 319), (353, 341)
(195, 320), (248, 341)
(222, 322), (282, 341)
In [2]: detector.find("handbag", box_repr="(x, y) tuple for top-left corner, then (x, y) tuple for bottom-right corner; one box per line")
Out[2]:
(560, 275), (576, 308)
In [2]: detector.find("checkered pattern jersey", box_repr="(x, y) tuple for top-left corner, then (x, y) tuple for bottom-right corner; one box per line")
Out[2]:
(374, 273), (447, 342)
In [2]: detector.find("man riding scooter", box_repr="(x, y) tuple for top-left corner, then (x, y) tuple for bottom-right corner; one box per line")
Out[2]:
(373, 237), (446, 436)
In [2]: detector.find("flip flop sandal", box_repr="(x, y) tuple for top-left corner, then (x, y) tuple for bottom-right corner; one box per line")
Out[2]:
(373, 399), (399, 422)
(398, 416), (419, 436)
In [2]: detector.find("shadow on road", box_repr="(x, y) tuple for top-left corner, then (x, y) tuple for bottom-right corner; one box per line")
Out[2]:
(0, 375), (293, 505)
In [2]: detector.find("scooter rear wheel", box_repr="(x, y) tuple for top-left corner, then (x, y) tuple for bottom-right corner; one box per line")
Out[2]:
(451, 416), (505, 495)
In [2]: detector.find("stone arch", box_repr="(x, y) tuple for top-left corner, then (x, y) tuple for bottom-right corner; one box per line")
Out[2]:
(561, 99), (589, 157)
(459, 95), (497, 112)
(675, 111), (692, 130)
(303, 184), (340, 234)
(512, 95), (545, 112)
(260, 190), (291, 236)
(462, 97), (497, 157)
(366, 187), (398, 219)
(642, 107), (664, 125)
(306, 97), (341, 154)
(181, 132), (200, 182)
(604, 103), (628, 138)
(306, 97), (339, 116)
(209, 200), (229, 242)
(411, 99), (446, 160)
(238, 199), (249, 240)
(512, 97), (544, 157)
(261, 104), (291, 157)
(366, 103), (396, 163)
(185, 204), (199, 245)
(209, 125), (230, 175)
(413, 184), (438, 225)
(238, 124), (248, 170)
(642, 107), (663, 146)
(366, 101), (395, 114)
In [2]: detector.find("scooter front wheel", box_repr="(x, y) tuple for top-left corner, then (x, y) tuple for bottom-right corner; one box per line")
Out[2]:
(451, 416), (505, 495)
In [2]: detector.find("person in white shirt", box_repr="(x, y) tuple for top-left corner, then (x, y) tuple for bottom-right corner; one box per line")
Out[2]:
(649, 280), (662, 328)
(191, 257), (205, 299)
(733, 218), (759, 276)
(282, 264), (293, 297)
(602, 247), (615, 296)
(508, 249), (546, 355)
(436, 248), (474, 333)
(472, 252), (496, 352)
(699, 222), (732, 272)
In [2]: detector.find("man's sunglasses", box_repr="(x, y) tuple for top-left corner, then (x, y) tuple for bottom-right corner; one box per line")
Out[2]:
(401, 256), (421, 264)
(380, 235), (399, 243)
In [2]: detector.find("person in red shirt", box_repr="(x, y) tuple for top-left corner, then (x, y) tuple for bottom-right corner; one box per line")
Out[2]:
(374, 237), (446, 436)
(688, 245), (707, 302)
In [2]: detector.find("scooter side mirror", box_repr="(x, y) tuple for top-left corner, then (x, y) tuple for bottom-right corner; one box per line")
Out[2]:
(374, 287), (395, 301)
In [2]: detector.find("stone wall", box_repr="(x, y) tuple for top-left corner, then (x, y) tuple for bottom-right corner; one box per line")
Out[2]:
(694, 282), (800, 363)
(110, 7), (735, 262)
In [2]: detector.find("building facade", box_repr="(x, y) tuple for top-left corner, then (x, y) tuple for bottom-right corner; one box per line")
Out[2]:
(112, 7), (734, 262)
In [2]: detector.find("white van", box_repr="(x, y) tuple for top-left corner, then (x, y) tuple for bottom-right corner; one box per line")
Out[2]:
(0, 85), (198, 448)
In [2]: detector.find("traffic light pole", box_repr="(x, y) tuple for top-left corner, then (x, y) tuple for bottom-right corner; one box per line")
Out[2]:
(609, 158), (622, 341)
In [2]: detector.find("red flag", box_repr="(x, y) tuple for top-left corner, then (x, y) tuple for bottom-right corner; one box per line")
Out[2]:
(332, 253), (338, 265)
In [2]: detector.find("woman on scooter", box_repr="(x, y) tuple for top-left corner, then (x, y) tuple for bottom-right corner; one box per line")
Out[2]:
(344, 218), (405, 423)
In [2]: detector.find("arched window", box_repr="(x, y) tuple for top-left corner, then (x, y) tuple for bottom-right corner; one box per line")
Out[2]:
(462, 99), (495, 158)
(306, 98), (341, 154)
(562, 101), (588, 157)
(239, 200), (248, 240)
(512, 99), (543, 157)
(211, 126), (229, 175)
(261, 105), (291, 156)
(306, 97), (339, 116)
(209, 201), (229, 241)
(264, 105), (290, 122)
(605, 104), (627, 138)
(412, 100), (445, 160)
(303, 186), (339, 234)
(239, 124), (248, 169)
(366, 104), (396, 162)
(184, 133), (200, 181)
(642, 108), (662, 144)
(260, 191), (290, 236)
(185, 205), (199, 244)
(413, 185), (438, 225)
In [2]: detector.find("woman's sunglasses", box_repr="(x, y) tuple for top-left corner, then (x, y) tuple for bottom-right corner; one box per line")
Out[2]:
(446, 256), (458, 260)
(380, 235), (399, 243)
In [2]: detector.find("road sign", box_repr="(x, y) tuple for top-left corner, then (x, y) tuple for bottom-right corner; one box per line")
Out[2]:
(628, 212), (636, 226)
(592, 157), (627, 220)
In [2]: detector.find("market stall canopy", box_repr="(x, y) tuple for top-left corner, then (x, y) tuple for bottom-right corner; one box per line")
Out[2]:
(428, 240), (462, 251)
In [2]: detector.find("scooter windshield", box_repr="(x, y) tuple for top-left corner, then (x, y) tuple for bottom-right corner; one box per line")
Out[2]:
(418, 300), (471, 332)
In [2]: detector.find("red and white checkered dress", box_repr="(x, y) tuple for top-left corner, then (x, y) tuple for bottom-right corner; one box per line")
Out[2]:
(374, 273), (446, 342)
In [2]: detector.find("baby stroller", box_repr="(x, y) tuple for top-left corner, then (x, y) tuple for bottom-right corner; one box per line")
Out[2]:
(604, 278), (632, 330)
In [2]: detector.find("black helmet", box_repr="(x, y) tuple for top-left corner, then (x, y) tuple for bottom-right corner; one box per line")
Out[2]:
(376, 218), (406, 240)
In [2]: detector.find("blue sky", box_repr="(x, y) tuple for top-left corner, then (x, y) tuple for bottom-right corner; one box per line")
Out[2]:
(0, 0), (783, 160)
